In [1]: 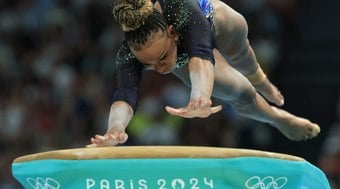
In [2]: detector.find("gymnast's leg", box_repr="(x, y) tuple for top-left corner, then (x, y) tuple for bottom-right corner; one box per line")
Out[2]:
(211, 0), (284, 106)
(172, 49), (320, 141)
(213, 49), (320, 141)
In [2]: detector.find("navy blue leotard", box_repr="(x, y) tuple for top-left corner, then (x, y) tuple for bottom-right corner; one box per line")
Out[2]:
(112, 0), (216, 112)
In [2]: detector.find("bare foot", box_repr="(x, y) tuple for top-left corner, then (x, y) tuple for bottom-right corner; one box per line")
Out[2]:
(254, 79), (284, 106)
(273, 108), (320, 141)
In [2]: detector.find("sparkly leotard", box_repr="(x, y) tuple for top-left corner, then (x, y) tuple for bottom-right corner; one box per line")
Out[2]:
(113, 0), (216, 111)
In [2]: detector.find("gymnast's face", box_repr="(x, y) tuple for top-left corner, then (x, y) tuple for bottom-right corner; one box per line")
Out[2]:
(131, 26), (178, 74)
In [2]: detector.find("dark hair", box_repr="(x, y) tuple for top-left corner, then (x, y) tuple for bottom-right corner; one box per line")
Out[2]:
(113, 0), (168, 48)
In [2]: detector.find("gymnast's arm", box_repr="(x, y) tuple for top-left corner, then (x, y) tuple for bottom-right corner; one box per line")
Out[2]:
(164, 0), (222, 117)
(88, 43), (143, 147)
(165, 57), (222, 118)
(189, 57), (214, 106)
(105, 100), (133, 142)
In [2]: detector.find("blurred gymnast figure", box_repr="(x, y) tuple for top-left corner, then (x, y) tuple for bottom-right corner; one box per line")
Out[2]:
(88, 0), (320, 147)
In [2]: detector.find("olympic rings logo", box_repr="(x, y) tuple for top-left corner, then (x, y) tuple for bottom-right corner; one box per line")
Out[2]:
(26, 177), (61, 189)
(171, 179), (185, 189)
(245, 176), (288, 189)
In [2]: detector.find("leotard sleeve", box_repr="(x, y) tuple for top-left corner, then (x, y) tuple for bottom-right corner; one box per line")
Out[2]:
(112, 42), (144, 112)
(159, 0), (215, 64)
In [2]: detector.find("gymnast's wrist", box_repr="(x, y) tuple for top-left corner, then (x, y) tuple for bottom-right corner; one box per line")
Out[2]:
(107, 120), (127, 133)
(190, 88), (211, 100)
(108, 101), (133, 131)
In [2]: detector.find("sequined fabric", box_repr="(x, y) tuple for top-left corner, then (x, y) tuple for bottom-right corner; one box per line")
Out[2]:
(112, 0), (216, 111)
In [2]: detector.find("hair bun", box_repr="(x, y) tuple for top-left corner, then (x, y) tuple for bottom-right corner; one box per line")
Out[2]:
(113, 0), (153, 31)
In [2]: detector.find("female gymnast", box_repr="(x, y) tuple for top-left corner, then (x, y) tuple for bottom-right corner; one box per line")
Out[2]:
(88, 0), (320, 147)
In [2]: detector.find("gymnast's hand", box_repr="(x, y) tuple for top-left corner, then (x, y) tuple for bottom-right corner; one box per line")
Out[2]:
(165, 96), (222, 118)
(87, 101), (133, 147)
(87, 130), (128, 147)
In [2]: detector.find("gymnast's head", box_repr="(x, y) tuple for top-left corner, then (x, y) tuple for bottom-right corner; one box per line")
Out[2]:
(113, 0), (178, 74)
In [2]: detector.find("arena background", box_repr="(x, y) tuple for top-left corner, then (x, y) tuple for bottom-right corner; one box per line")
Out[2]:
(0, 0), (339, 188)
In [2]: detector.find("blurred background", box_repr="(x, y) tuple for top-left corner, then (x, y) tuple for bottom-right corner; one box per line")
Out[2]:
(0, 0), (339, 188)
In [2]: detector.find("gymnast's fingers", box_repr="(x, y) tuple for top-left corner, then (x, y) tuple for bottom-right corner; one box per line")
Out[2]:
(191, 97), (212, 109)
(210, 105), (223, 114)
(118, 132), (128, 143)
(165, 106), (187, 116)
(107, 133), (127, 144)
(95, 135), (108, 141)
(86, 143), (97, 148)
(87, 136), (102, 148)
(87, 134), (116, 147)
(165, 105), (201, 118)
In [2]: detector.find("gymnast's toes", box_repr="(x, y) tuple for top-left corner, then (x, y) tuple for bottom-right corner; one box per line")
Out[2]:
(254, 79), (285, 106)
(309, 123), (321, 138)
(303, 123), (320, 141)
